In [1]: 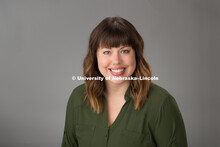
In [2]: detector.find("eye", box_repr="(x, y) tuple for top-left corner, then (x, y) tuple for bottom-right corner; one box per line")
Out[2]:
(103, 51), (111, 55)
(121, 50), (130, 54)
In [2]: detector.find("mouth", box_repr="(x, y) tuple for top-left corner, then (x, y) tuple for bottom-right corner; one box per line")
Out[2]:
(108, 67), (126, 76)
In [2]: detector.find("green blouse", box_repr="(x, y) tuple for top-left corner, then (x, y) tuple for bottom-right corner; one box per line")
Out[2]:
(61, 83), (188, 147)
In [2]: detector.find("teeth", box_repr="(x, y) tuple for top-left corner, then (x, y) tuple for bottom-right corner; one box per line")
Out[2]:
(111, 69), (125, 73)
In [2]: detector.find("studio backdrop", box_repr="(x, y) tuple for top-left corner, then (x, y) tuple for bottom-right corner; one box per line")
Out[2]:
(0, 0), (219, 146)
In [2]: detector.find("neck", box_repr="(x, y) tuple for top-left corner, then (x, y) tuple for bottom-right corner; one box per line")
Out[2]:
(104, 81), (130, 98)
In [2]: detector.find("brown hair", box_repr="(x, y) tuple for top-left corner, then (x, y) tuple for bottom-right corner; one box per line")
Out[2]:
(83, 17), (152, 113)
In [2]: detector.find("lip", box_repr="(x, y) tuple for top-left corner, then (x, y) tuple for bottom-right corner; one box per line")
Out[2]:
(109, 67), (126, 76)
(109, 67), (125, 70)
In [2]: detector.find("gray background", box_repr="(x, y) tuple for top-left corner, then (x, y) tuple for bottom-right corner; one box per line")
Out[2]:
(0, 0), (219, 146)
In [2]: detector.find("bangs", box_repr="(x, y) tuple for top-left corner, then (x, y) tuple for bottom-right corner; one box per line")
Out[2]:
(98, 27), (134, 49)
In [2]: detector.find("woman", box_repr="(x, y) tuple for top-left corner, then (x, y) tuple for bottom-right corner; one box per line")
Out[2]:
(62, 17), (188, 147)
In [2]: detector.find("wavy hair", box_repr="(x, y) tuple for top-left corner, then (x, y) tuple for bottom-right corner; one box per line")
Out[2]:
(83, 17), (152, 113)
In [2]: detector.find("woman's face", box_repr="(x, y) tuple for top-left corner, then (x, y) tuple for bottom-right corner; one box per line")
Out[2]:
(96, 45), (136, 85)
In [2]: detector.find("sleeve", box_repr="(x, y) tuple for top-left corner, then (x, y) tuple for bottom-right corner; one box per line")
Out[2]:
(153, 96), (188, 147)
(61, 91), (78, 147)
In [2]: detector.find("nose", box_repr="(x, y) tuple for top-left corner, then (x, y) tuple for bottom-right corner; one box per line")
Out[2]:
(112, 52), (121, 65)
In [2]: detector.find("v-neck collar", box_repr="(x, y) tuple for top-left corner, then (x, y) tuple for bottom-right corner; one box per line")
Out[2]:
(102, 85), (131, 101)
(102, 85), (131, 133)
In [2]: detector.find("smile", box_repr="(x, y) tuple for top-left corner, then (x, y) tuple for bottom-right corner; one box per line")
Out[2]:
(109, 68), (126, 76)
(111, 69), (125, 72)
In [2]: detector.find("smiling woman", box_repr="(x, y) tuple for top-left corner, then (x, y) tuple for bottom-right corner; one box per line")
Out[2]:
(61, 17), (188, 147)
(96, 45), (136, 85)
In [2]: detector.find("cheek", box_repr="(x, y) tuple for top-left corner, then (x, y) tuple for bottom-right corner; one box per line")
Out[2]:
(130, 59), (136, 72)
(126, 54), (136, 69)
(98, 60), (109, 69)
(97, 55), (109, 70)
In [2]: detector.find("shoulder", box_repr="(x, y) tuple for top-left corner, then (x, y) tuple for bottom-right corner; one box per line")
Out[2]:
(67, 83), (86, 108)
(143, 83), (178, 115)
(148, 83), (175, 104)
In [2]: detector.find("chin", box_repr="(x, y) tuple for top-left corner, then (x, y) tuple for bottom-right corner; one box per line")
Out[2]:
(107, 78), (129, 85)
